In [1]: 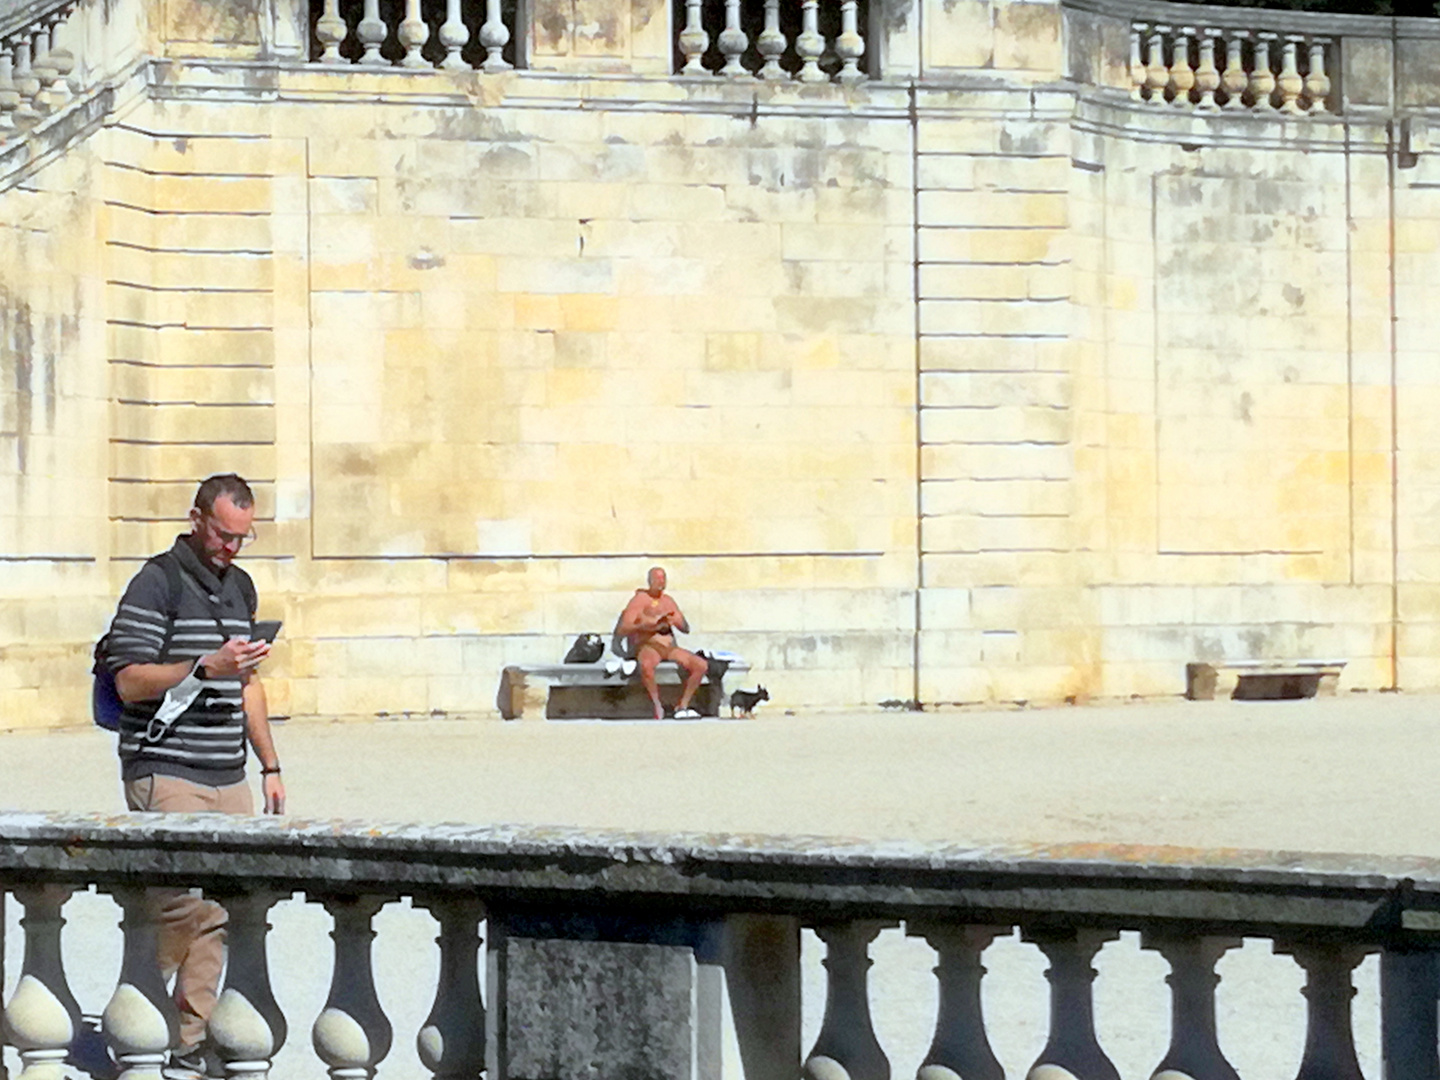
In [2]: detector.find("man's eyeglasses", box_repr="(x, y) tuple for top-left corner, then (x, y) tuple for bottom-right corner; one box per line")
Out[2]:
(204, 515), (257, 548)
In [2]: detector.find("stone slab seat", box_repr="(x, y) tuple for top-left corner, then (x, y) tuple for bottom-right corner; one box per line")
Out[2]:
(498, 657), (751, 720)
(1185, 658), (1347, 701)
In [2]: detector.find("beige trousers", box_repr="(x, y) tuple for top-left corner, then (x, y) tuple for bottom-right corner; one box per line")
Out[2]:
(124, 774), (253, 1052)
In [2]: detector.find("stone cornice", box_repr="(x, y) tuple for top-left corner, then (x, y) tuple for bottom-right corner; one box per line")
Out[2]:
(3, 811), (1440, 939)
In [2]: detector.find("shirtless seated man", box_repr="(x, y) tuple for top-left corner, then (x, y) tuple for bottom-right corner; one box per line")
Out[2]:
(617, 566), (708, 720)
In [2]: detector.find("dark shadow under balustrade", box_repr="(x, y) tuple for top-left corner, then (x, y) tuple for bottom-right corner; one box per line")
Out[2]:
(3, 815), (1440, 1080)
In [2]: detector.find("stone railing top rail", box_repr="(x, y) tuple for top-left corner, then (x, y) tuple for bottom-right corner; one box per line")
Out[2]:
(1062, 0), (1440, 40)
(0, 0), (73, 41)
(4, 811), (1440, 938)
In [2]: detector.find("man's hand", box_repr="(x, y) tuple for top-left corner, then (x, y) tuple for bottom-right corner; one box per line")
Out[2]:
(262, 772), (285, 815)
(202, 638), (270, 678)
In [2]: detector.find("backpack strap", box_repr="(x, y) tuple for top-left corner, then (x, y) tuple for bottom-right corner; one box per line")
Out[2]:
(150, 552), (185, 658)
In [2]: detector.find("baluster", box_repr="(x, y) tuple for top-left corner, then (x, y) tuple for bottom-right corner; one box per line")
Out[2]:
(1220, 34), (1247, 109)
(1277, 37), (1304, 114)
(209, 893), (289, 1080)
(908, 923), (1005, 1080)
(756, 0), (785, 80)
(804, 922), (893, 1080)
(678, 0), (708, 74)
(415, 898), (485, 1080)
(1304, 40), (1331, 114)
(1142, 936), (1241, 1080)
(3, 886), (82, 1080)
(12, 34), (39, 126)
(718, 0), (748, 77)
(836, 0), (865, 84)
(1279, 943), (1371, 1080)
(102, 888), (181, 1080)
(399, 0), (429, 67)
(312, 895), (394, 1080)
(316, 0), (348, 63)
(438, 0), (469, 70)
(38, 10), (72, 107)
(1194, 32), (1220, 111)
(357, 0), (388, 66)
(1023, 930), (1121, 1080)
(28, 22), (54, 114)
(1144, 29), (1168, 106)
(1249, 34), (1276, 112)
(0, 41), (20, 132)
(1129, 27), (1146, 102)
(479, 0), (511, 72)
(795, 0), (826, 83)
(1168, 29), (1195, 108)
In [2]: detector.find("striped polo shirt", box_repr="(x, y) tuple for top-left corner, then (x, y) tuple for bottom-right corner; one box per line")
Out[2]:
(103, 536), (257, 785)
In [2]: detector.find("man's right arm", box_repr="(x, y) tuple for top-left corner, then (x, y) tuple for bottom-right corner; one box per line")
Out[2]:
(617, 595), (648, 636)
(105, 566), (265, 702)
(114, 638), (264, 703)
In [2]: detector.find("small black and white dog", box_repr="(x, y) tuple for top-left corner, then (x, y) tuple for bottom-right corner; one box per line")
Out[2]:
(729, 686), (769, 718)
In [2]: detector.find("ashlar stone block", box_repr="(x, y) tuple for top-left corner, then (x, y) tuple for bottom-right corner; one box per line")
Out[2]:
(488, 915), (722, 1080)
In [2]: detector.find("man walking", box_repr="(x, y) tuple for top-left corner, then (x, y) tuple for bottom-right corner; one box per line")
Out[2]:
(101, 473), (284, 1079)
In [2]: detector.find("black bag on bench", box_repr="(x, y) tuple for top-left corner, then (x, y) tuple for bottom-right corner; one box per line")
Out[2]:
(563, 633), (605, 664)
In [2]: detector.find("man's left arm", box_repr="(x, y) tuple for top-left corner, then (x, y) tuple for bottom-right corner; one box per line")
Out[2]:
(667, 598), (691, 635)
(243, 676), (285, 814)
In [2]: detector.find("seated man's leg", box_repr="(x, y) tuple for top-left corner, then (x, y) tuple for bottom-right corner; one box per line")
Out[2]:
(673, 647), (708, 715)
(637, 645), (665, 720)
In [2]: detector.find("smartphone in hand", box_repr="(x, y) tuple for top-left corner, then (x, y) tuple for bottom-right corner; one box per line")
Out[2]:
(252, 619), (283, 644)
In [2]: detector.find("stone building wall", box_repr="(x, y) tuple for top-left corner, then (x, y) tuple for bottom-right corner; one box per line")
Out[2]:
(2, 0), (1439, 726)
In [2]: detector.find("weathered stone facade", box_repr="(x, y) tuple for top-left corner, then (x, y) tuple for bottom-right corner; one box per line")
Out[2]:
(2, 0), (1439, 725)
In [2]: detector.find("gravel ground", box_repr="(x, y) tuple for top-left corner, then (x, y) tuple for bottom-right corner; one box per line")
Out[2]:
(3, 692), (1433, 1080)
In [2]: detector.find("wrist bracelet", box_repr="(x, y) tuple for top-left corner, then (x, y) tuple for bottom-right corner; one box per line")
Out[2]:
(261, 765), (282, 775)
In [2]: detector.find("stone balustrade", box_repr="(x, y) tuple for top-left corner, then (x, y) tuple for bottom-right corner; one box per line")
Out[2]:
(310, 0), (517, 72)
(675, 0), (871, 82)
(3, 813), (1440, 1080)
(0, 2), (82, 137)
(1128, 22), (1333, 114)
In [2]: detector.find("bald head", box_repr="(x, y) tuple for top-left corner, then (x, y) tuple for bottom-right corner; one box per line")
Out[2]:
(646, 566), (666, 597)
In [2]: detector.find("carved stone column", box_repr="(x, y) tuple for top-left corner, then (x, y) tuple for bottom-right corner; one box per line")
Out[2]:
(1220, 34), (1246, 109)
(415, 898), (485, 1080)
(1023, 930), (1120, 1080)
(438, 0), (470, 70)
(907, 923), (1005, 1080)
(717, 0), (747, 76)
(1278, 942), (1372, 1080)
(102, 888), (181, 1080)
(316, 0), (348, 63)
(357, 0), (388, 66)
(795, 0), (826, 83)
(804, 922), (893, 1080)
(399, 0), (430, 67)
(756, 0), (785, 80)
(312, 896), (394, 1080)
(3, 886), (81, 1080)
(479, 0), (511, 72)
(1140, 936), (1241, 1080)
(678, 0), (708, 75)
(1304, 41), (1330, 113)
(209, 892), (289, 1080)
(1167, 29), (1195, 108)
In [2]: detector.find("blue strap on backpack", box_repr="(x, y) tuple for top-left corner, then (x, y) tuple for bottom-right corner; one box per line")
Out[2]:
(92, 554), (184, 731)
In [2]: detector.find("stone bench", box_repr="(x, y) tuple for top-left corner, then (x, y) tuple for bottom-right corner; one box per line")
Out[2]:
(1185, 659), (1346, 701)
(498, 656), (751, 720)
